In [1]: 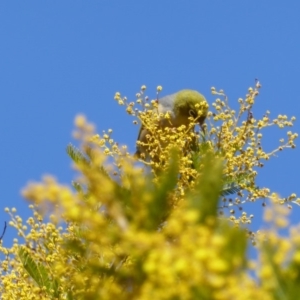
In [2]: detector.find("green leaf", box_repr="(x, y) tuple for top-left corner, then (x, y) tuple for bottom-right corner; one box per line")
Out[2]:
(221, 182), (242, 196)
(188, 153), (223, 224)
(221, 173), (252, 196)
(18, 247), (60, 298)
(145, 149), (179, 230)
(66, 143), (90, 166)
(67, 143), (131, 205)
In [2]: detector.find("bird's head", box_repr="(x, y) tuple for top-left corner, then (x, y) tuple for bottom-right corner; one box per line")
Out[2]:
(173, 90), (209, 128)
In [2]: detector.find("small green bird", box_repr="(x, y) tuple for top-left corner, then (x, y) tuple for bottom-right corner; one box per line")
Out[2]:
(135, 89), (208, 158)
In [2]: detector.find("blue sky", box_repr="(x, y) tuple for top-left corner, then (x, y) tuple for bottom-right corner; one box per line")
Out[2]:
(1, 2), (300, 244)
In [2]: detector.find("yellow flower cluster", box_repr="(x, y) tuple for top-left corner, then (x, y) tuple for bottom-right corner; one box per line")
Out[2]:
(0, 83), (299, 299)
(115, 84), (298, 223)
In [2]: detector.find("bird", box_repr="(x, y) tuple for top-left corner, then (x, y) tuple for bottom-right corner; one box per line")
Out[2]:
(135, 89), (208, 159)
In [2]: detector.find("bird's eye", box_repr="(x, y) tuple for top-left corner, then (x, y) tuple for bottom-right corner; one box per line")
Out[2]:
(189, 110), (197, 118)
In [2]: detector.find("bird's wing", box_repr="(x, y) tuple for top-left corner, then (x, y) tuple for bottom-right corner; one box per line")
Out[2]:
(158, 93), (177, 114)
(135, 92), (177, 157)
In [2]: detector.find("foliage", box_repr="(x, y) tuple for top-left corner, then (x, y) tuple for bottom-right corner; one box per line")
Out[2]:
(0, 83), (299, 299)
